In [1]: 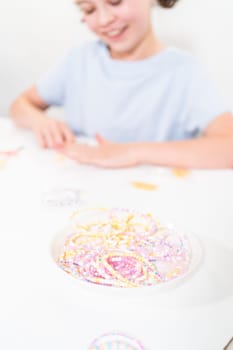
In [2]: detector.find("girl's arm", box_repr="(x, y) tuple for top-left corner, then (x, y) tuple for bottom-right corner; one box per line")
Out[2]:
(9, 86), (74, 148)
(135, 113), (233, 169)
(10, 85), (49, 129)
(61, 112), (233, 169)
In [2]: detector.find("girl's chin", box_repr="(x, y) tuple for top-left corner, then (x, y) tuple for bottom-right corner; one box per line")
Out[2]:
(109, 44), (136, 58)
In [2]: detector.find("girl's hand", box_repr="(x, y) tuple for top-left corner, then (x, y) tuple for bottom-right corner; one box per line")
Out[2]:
(61, 134), (139, 168)
(33, 117), (75, 149)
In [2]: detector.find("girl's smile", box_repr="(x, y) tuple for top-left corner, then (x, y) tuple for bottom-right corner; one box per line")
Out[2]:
(101, 24), (128, 41)
(77, 0), (159, 60)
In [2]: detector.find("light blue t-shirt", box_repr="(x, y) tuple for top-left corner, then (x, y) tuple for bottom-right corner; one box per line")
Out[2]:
(37, 40), (228, 142)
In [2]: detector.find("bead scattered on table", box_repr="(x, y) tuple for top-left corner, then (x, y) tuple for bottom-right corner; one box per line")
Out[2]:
(172, 168), (190, 178)
(131, 181), (158, 191)
(0, 146), (23, 169)
(43, 188), (83, 208)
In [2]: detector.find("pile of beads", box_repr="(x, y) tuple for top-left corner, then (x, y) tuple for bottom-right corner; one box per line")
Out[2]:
(88, 332), (145, 350)
(57, 208), (192, 288)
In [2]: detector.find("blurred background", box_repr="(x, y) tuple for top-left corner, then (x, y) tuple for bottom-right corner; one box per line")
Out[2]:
(0, 0), (232, 116)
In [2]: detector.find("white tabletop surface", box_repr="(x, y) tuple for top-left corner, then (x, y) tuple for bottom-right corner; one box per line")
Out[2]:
(0, 116), (232, 350)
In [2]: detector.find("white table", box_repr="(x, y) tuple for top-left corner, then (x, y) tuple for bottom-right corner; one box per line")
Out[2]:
(0, 117), (233, 350)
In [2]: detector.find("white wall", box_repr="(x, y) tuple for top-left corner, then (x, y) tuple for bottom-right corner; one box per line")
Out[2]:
(153, 0), (233, 108)
(0, 0), (232, 116)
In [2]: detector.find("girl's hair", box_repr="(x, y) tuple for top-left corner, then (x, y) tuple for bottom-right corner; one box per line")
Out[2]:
(157, 0), (179, 8)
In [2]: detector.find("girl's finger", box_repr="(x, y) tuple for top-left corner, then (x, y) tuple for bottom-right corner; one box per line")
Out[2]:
(44, 129), (55, 149)
(49, 123), (64, 147)
(36, 131), (47, 148)
(61, 124), (75, 144)
(95, 133), (107, 145)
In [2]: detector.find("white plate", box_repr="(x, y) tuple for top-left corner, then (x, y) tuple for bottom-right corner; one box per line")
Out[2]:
(51, 218), (203, 297)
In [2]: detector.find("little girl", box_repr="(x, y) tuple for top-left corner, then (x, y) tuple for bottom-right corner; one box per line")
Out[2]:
(10, 0), (233, 168)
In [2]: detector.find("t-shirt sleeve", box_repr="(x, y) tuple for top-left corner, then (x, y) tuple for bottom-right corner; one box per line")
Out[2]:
(36, 53), (69, 106)
(184, 62), (229, 135)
